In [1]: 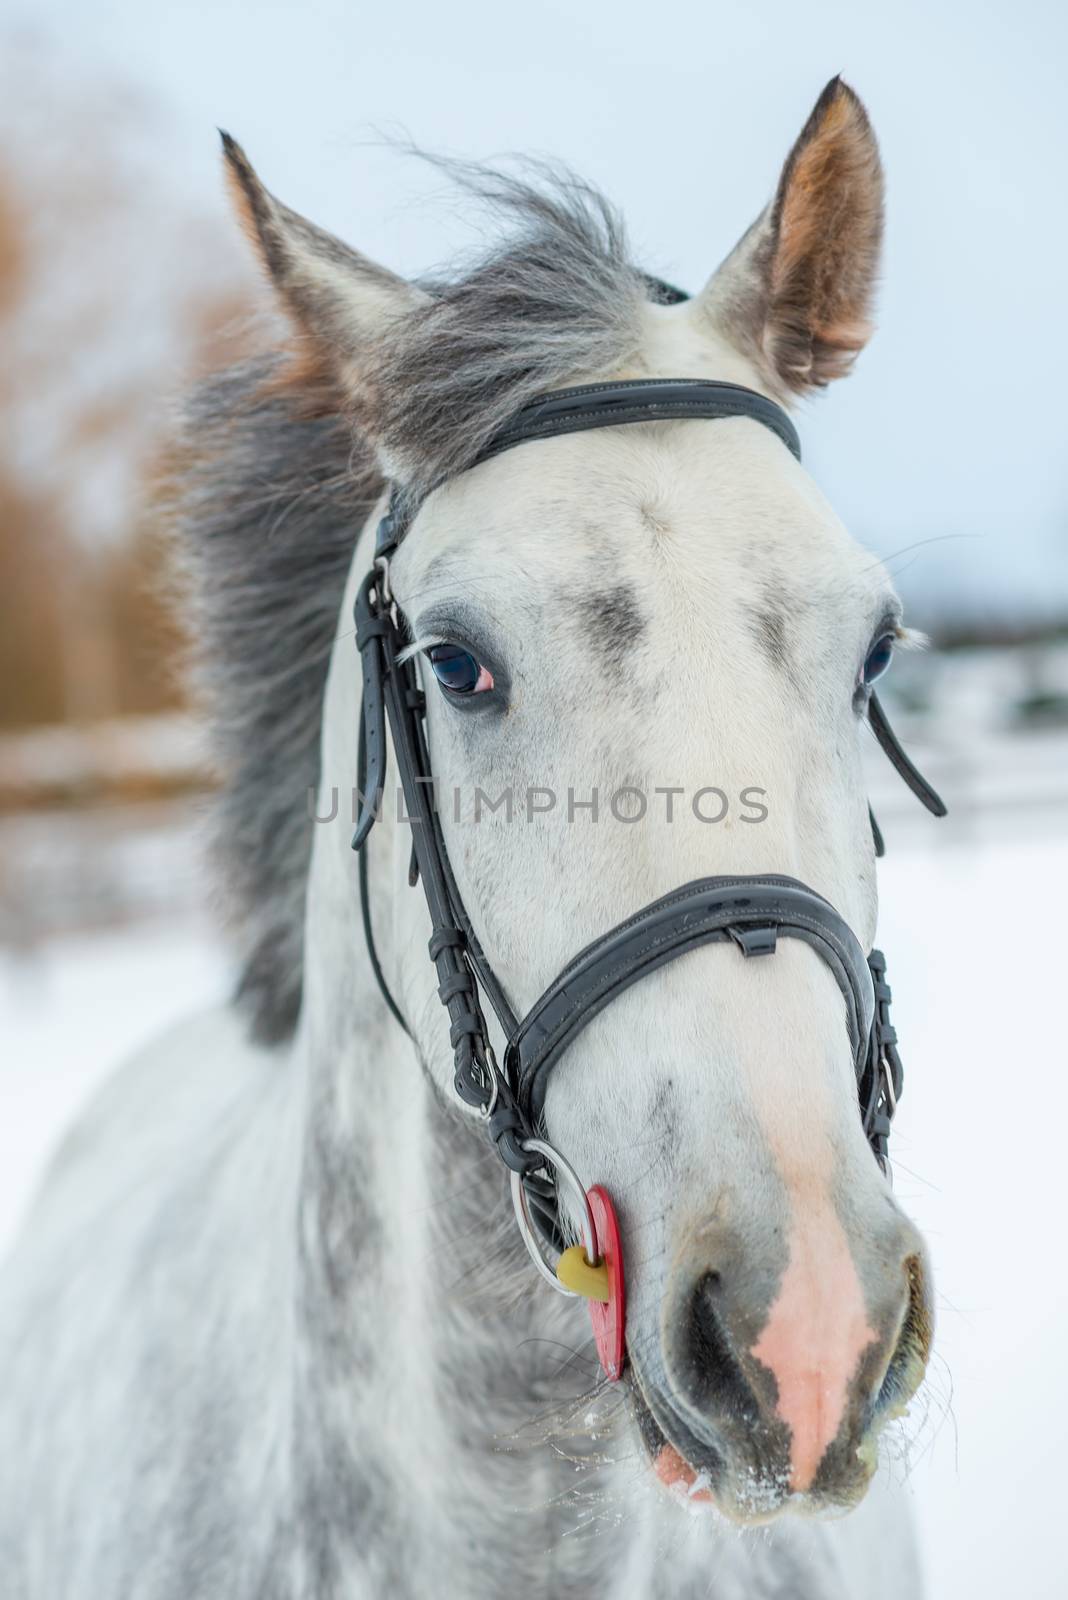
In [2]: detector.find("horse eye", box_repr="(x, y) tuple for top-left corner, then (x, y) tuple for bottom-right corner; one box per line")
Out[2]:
(862, 633), (895, 686)
(426, 644), (494, 695)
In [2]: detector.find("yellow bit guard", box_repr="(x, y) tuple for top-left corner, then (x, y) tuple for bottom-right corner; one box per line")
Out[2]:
(556, 1245), (610, 1302)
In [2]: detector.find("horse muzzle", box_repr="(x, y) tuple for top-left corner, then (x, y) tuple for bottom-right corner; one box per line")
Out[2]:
(629, 1215), (933, 1520)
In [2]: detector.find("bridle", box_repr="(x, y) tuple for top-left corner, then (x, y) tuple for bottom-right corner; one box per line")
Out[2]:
(350, 374), (946, 1371)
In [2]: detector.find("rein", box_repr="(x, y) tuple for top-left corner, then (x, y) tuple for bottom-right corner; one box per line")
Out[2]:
(350, 376), (946, 1377)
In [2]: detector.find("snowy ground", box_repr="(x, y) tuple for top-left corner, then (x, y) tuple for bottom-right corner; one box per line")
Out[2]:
(1, 809), (1066, 1596)
(871, 828), (1068, 1599)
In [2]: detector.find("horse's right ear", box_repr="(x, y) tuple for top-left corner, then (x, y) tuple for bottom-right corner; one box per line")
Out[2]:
(220, 133), (426, 419)
(696, 78), (883, 395)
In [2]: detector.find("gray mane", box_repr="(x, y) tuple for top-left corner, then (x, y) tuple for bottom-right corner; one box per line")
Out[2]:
(171, 357), (378, 1041)
(173, 161), (654, 1042)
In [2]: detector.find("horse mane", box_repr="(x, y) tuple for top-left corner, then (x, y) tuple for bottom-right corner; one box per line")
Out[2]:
(170, 355), (378, 1042)
(172, 160), (654, 1042)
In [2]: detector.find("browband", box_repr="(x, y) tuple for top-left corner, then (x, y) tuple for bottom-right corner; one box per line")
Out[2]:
(374, 378), (801, 555)
(476, 379), (802, 468)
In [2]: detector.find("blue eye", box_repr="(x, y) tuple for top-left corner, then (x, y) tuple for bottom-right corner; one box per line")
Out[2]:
(862, 634), (895, 686)
(427, 644), (493, 695)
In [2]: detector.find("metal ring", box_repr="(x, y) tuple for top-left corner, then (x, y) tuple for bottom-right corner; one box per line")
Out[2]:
(510, 1170), (574, 1294)
(509, 1138), (600, 1298)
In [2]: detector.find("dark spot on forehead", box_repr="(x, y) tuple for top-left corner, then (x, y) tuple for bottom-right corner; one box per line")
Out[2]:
(747, 588), (792, 672)
(576, 583), (645, 670)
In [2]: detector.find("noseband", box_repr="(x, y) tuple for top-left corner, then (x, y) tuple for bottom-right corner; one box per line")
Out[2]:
(350, 375), (946, 1348)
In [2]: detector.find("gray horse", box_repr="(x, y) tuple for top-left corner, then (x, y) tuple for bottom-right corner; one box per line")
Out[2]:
(0, 78), (933, 1598)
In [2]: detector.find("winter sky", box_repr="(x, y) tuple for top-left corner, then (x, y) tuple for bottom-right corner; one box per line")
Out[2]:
(7, 0), (1068, 621)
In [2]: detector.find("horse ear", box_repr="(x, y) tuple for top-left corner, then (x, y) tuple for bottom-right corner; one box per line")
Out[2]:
(220, 133), (426, 401)
(698, 78), (883, 394)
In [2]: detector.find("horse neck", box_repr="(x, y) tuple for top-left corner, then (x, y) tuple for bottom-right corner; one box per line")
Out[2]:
(291, 540), (441, 1402)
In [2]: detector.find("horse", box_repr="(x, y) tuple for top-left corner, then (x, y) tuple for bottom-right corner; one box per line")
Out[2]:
(0, 77), (939, 1598)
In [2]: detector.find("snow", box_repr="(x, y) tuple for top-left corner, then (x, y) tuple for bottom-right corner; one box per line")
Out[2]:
(867, 827), (1068, 1599)
(1, 818), (1066, 1594)
(0, 918), (231, 1250)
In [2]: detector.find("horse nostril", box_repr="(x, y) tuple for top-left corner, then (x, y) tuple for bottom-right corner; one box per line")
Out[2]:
(681, 1270), (760, 1426)
(878, 1253), (933, 1412)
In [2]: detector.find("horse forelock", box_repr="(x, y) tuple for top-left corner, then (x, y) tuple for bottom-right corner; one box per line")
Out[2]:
(367, 155), (649, 505)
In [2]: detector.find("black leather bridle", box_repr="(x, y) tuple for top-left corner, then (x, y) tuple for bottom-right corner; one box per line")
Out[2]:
(350, 376), (947, 1241)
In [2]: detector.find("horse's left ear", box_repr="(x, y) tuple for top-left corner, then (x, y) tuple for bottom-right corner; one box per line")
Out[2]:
(219, 133), (427, 425)
(697, 78), (883, 394)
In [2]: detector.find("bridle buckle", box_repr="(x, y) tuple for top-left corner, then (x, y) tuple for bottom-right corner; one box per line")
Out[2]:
(373, 553), (394, 610)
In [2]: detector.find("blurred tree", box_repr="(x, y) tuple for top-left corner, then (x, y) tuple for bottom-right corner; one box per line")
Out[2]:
(0, 44), (257, 732)
(0, 472), (73, 727)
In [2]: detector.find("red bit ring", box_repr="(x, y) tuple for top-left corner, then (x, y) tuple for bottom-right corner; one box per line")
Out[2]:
(586, 1186), (625, 1380)
(509, 1142), (627, 1382)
